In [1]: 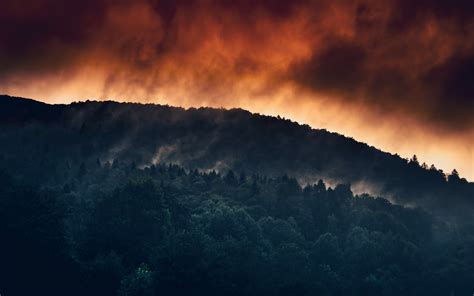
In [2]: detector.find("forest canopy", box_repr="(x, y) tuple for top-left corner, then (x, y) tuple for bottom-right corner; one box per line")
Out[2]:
(0, 96), (473, 295)
(0, 161), (473, 295)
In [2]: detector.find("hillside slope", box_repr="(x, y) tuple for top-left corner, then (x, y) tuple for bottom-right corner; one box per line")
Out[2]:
(0, 95), (472, 217)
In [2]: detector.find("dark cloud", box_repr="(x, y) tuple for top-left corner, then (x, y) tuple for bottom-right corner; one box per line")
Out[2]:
(289, 0), (474, 132)
(391, 0), (474, 27)
(0, 0), (107, 76)
(422, 55), (474, 127)
(293, 41), (368, 94)
(0, 0), (473, 132)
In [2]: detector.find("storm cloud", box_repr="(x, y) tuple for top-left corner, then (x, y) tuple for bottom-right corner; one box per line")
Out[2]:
(0, 0), (473, 178)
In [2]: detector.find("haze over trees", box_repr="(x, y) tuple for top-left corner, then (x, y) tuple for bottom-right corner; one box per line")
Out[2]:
(0, 95), (471, 216)
(0, 96), (473, 295)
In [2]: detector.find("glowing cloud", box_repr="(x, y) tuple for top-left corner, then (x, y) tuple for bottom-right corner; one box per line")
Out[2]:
(1, 0), (473, 179)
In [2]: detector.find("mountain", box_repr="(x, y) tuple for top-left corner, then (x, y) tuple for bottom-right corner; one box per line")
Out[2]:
(0, 95), (472, 218)
(1, 95), (474, 295)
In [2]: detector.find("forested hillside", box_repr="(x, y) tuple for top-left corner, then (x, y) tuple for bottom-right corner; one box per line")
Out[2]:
(1, 95), (473, 295)
(1, 162), (473, 295)
(0, 95), (472, 218)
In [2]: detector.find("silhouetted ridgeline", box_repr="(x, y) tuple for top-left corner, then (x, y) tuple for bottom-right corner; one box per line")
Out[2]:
(0, 95), (471, 217)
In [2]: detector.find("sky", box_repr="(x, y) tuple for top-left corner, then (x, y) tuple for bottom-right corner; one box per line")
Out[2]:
(0, 0), (473, 180)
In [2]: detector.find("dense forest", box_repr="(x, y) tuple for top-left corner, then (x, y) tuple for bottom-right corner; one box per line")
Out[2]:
(0, 96), (473, 295)
(1, 162), (473, 295)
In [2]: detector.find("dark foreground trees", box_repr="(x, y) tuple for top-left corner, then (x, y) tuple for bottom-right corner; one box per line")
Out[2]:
(0, 163), (473, 296)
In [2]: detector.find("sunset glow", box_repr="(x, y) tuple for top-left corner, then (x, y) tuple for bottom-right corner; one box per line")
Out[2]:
(1, 0), (473, 179)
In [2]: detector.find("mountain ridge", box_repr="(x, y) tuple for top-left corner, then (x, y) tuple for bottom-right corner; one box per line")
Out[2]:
(0, 94), (423, 165)
(0, 94), (472, 217)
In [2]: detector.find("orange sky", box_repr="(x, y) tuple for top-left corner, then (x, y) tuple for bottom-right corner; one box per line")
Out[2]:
(0, 0), (473, 180)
